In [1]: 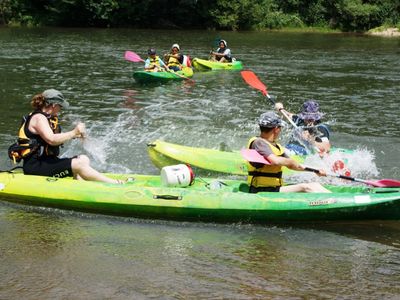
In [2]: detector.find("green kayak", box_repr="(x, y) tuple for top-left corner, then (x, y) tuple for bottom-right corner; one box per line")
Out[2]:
(133, 67), (193, 84)
(0, 171), (399, 222)
(192, 58), (243, 71)
(147, 140), (353, 176)
(147, 140), (251, 175)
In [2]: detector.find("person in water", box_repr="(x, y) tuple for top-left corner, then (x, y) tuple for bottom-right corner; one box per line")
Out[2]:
(247, 111), (330, 194)
(164, 43), (184, 72)
(275, 100), (331, 155)
(210, 39), (232, 63)
(144, 48), (168, 72)
(14, 89), (124, 184)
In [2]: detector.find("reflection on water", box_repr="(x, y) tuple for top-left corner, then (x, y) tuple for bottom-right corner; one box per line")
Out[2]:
(1, 203), (399, 299)
(0, 28), (399, 298)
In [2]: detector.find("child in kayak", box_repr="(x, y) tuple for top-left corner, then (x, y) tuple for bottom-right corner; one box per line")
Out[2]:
(210, 39), (232, 63)
(164, 43), (184, 72)
(10, 89), (124, 184)
(144, 48), (168, 72)
(247, 111), (330, 193)
(275, 100), (331, 155)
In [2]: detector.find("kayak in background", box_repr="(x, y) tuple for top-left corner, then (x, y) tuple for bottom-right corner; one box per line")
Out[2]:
(192, 58), (243, 71)
(0, 171), (399, 222)
(133, 67), (193, 84)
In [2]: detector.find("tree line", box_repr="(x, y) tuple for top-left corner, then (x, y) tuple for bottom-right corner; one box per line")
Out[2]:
(1, 0), (399, 32)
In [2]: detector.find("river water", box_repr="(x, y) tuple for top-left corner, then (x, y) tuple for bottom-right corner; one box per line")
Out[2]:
(0, 28), (399, 299)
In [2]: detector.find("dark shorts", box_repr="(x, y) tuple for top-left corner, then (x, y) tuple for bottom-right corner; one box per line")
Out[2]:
(249, 186), (280, 193)
(216, 55), (232, 62)
(23, 155), (74, 178)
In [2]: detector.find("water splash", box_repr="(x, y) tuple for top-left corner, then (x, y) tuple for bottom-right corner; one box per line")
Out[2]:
(285, 147), (379, 186)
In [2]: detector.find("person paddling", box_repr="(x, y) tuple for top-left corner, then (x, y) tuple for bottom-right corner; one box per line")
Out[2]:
(144, 48), (168, 72)
(247, 111), (330, 193)
(164, 43), (185, 72)
(10, 89), (124, 184)
(275, 100), (331, 155)
(210, 39), (232, 63)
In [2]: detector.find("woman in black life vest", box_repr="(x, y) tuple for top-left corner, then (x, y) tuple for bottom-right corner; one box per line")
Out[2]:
(21, 89), (123, 184)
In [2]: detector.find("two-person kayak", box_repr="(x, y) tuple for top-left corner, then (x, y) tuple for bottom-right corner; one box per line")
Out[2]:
(133, 67), (193, 84)
(0, 171), (399, 222)
(192, 58), (243, 71)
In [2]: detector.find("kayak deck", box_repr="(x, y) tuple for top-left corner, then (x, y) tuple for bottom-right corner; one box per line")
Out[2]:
(0, 172), (399, 222)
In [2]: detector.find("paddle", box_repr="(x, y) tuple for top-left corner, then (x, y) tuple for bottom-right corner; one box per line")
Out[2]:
(124, 50), (194, 82)
(303, 166), (400, 188)
(124, 50), (144, 62)
(241, 70), (297, 128)
(241, 70), (326, 155)
(240, 149), (400, 188)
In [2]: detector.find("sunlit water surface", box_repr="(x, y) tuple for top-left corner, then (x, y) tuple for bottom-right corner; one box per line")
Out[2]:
(0, 28), (399, 299)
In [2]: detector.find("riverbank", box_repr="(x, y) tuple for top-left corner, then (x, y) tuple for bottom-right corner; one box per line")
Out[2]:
(367, 27), (400, 37)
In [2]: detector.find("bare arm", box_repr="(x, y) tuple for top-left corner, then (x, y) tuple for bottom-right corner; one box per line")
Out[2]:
(29, 114), (85, 146)
(267, 153), (304, 171)
(267, 153), (327, 176)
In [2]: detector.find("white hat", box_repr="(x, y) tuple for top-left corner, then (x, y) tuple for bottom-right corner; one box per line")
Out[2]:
(171, 43), (180, 51)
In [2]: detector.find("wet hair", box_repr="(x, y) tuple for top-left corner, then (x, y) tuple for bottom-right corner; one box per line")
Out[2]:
(30, 93), (48, 110)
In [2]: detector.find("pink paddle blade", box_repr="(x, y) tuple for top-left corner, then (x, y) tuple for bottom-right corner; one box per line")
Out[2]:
(240, 149), (270, 164)
(367, 179), (400, 188)
(124, 51), (144, 62)
(241, 71), (267, 96)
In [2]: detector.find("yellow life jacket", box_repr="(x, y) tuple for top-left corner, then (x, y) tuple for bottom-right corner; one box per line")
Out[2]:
(246, 137), (285, 188)
(167, 54), (181, 67)
(149, 55), (162, 67)
(8, 111), (61, 164)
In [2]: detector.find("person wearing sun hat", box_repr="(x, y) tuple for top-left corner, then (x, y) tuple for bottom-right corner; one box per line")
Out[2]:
(210, 39), (232, 62)
(246, 111), (330, 194)
(275, 100), (331, 155)
(164, 43), (185, 72)
(10, 89), (124, 184)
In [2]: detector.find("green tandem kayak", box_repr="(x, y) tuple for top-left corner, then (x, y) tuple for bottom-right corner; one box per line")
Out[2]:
(133, 67), (193, 84)
(192, 58), (243, 71)
(0, 171), (399, 222)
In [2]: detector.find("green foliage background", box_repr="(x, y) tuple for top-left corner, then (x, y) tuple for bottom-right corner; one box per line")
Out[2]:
(0, 0), (399, 31)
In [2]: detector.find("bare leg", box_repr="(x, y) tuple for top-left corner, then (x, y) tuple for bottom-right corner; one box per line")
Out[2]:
(280, 182), (331, 193)
(71, 155), (119, 184)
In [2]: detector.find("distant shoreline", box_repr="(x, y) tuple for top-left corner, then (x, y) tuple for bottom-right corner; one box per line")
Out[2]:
(1, 25), (399, 37)
(367, 27), (400, 37)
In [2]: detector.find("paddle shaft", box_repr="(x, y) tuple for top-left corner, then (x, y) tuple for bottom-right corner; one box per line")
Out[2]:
(168, 68), (194, 82)
(304, 167), (376, 186)
(241, 71), (321, 154)
(240, 71), (299, 128)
